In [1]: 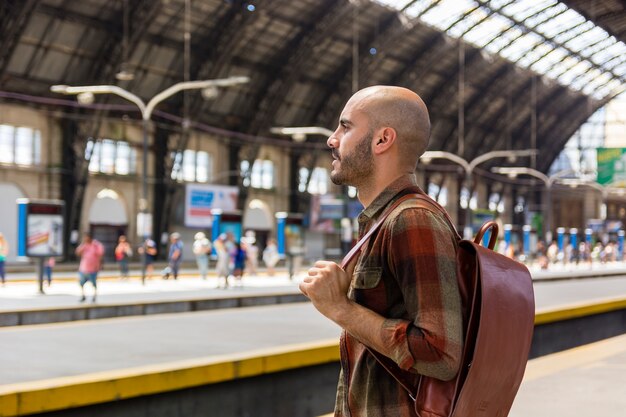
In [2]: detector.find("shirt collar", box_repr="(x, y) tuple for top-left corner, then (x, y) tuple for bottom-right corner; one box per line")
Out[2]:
(357, 174), (421, 228)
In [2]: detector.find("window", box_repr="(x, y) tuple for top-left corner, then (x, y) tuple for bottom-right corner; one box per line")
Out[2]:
(428, 182), (448, 207)
(460, 186), (477, 210)
(0, 124), (42, 166)
(171, 149), (212, 183)
(488, 192), (505, 213)
(298, 167), (329, 194)
(87, 138), (137, 175)
(241, 159), (274, 189)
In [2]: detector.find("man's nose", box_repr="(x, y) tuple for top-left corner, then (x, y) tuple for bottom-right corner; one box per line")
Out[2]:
(327, 130), (338, 148)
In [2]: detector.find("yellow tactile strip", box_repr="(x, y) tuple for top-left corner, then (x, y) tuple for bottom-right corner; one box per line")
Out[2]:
(534, 296), (626, 325)
(0, 339), (340, 417)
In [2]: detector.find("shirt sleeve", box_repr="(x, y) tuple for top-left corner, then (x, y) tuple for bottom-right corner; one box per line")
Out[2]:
(380, 207), (463, 381)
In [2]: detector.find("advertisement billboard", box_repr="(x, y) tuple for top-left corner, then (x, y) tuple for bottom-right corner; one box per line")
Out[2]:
(597, 147), (626, 186)
(185, 184), (239, 228)
(17, 199), (65, 258)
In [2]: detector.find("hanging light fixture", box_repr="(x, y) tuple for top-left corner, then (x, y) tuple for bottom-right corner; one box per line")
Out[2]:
(116, 0), (135, 81)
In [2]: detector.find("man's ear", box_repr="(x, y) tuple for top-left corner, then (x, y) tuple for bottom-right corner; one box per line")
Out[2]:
(373, 127), (396, 154)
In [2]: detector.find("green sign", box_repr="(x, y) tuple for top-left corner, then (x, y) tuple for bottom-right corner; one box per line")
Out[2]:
(597, 148), (626, 186)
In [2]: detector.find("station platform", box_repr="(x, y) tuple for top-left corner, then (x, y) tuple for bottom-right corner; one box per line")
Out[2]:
(1, 268), (626, 416)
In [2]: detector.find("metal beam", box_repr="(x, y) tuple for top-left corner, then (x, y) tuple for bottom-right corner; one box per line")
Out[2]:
(0, 0), (42, 86)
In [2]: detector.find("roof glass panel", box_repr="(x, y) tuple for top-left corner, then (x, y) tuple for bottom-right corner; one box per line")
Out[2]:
(524, 2), (567, 27)
(539, 10), (584, 38)
(499, 32), (544, 62)
(501, 0), (554, 21)
(461, 12), (506, 45)
(614, 63), (626, 78)
(530, 47), (568, 74)
(591, 42), (626, 66)
(445, 5), (485, 37)
(420, 0), (470, 26)
(402, 0), (441, 18)
(566, 26), (610, 53)
(554, 20), (593, 43)
(557, 59), (591, 84)
(374, 0), (625, 99)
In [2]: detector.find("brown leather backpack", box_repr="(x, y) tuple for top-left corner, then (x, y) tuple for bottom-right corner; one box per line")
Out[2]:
(341, 193), (535, 417)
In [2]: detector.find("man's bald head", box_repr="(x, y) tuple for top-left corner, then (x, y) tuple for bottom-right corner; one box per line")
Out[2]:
(348, 85), (430, 170)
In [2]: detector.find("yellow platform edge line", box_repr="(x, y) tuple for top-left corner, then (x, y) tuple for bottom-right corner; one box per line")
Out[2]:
(535, 297), (626, 325)
(0, 339), (340, 417)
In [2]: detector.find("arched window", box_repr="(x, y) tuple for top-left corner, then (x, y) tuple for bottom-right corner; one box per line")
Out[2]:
(298, 167), (329, 194)
(241, 159), (274, 189)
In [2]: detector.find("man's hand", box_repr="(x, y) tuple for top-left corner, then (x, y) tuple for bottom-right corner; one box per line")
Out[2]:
(299, 260), (352, 322)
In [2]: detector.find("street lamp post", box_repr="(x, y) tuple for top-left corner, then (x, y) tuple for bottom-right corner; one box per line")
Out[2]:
(491, 167), (573, 242)
(420, 149), (538, 238)
(51, 76), (249, 284)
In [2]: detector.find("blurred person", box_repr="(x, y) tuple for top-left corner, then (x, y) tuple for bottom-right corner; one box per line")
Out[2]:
(0, 232), (7, 285)
(592, 242), (603, 264)
(164, 232), (183, 280)
(603, 241), (616, 263)
(213, 234), (230, 288)
(245, 238), (259, 276)
(232, 240), (246, 287)
(536, 240), (548, 270)
(578, 241), (591, 267)
(299, 85), (462, 416)
(262, 238), (279, 276)
(44, 257), (55, 286)
(138, 237), (157, 279)
(547, 240), (559, 264)
(75, 232), (104, 303)
(114, 235), (133, 279)
(192, 232), (211, 280)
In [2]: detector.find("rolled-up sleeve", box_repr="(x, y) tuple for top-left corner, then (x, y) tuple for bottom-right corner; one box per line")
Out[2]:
(379, 207), (463, 381)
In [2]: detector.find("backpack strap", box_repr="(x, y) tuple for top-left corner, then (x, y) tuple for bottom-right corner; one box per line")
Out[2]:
(341, 193), (462, 269)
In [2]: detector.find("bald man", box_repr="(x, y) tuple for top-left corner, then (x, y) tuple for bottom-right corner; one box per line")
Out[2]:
(300, 86), (462, 416)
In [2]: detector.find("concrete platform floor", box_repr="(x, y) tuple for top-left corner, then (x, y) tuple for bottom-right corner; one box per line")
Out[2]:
(509, 333), (626, 417)
(319, 333), (626, 417)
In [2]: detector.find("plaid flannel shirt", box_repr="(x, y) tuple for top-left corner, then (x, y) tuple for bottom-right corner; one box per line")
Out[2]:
(335, 174), (463, 417)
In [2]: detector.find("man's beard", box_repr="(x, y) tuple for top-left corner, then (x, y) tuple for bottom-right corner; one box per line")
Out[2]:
(330, 130), (374, 186)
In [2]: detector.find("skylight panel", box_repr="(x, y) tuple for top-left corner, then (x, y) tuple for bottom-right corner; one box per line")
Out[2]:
(446, 6), (486, 38)
(374, 0), (414, 9)
(614, 63), (626, 78)
(420, 0), (473, 30)
(462, 13), (507, 45)
(564, 26), (606, 52)
(525, 3), (567, 28)
(557, 59), (591, 85)
(517, 42), (553, 68)
(531, 47), (568, 74)
(500, 32), (543, 62)
(582, 72), (612, 97)
(553, 20), (594, 44)
(538, 10), (584, 38)
(403, 0), (441, 19)
(591, 42), (626, 67)
(576, 36), (614, 59)
(571, 67), (602, 91)
(501, 0), (556, 21)
(482, 21), (520, 52)
(377, 0), (624, 99)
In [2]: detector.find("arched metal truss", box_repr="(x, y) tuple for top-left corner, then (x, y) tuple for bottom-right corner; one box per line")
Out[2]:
(0, 0), (624, 176)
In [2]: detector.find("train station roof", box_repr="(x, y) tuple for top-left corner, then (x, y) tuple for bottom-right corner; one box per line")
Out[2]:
(0, 0), (624, 173)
